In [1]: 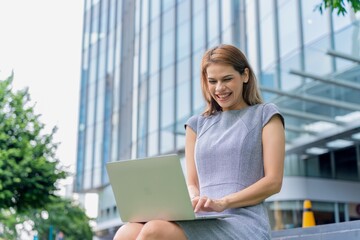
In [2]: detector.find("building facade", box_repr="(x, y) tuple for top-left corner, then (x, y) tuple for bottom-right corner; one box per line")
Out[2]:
(75, 0), (360, 238)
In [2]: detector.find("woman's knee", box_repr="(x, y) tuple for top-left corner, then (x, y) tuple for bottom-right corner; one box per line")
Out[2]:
(138, 220), (187, 240)
(137, 221), (163, 239)
(113, 222), (143, 240)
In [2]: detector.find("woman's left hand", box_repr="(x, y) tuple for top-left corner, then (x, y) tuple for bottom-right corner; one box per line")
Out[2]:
(194, 196), (227, 213)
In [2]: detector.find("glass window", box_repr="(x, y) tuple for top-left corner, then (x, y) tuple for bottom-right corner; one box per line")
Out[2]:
(89, 59), (97, 84)
(84, 126), (94, 189)
(221, 0), (232, 41)
(301, 1), (330, 45)
(207, 0), (220, 44)
(334, 23), (360, 65)
(151, 0), (160, 19)
(312, 201), (336, 225)
(149, 73), (160, 96)
(137, 138), (146, 158)
(284, 154), (306, 176)
(245, 0), (259, 74)
(305, 153), (332, 178)
(332, 2), (352, 32)
(304, 45), (332, 74)
(192, 50), (205, 112)
(141, 0), (149, 29)
(193, 0), (205, 14)
(278, 0), (300, 58)
(192, 5), (206, 52)
(177, 0), (190, 25)
(161, 65), (175, 91)
(82, 50), (89, 70)
(267, 200), (303, 230)
(90, 4), (100, 45)
(135, 0), (141, 34)
(98, 50), (106, 79)
(176, 134), (186, 150)
(176, 57), (190, 85)
(138, 81), (148, 137)
(162, 7), (175, 34)
(83, 6), (92, 50)
(335, 147), (358, 181)
(100, 0), (108, 36)
(149, 39), (160, 74)
(150, 17), (160, 41)
(192, 1), (205, 52)
(96, 92), (105, 123)
(93, 126), (103, 186)
(107, 32), (115, 74)
(148, 132), (159, 156)
(116, 0), (122, 51)
(83, 170), (92, 190)
(149, 94), (159, 132)
(87, 98), (95, 126)
(161, 88), (175, 128)
(161, 130), (175, 153)
(177, 80), (191, 121)
(259, 0), (275, 69)
(161, 30), (175, 67)
(177, 21), (191, 60)
(149, 74), (159, 133)
(140, 26), (149, 76)
(260, 68), (276, 90)
(111, 114), (119, 162)
(108, 0), (116, 31)
(85, 126), (94, 165)
(162, 0), (175, 12)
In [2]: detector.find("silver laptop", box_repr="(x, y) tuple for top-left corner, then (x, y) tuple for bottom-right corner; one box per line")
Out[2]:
(106, 154), (230, 223)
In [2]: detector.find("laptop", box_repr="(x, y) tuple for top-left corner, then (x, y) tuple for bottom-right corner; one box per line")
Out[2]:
(106, 154), (230, 223)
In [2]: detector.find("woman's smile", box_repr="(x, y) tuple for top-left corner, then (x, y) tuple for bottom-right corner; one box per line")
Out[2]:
(207, 63), (249, 111)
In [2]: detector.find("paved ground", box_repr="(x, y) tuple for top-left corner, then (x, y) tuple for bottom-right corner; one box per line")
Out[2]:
(272, 220), (360, 240)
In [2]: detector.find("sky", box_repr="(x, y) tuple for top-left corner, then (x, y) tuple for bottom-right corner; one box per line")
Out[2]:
(0, 1), (84, 188)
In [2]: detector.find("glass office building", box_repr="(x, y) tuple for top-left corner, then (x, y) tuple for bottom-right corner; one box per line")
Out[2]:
(75, 0), (360, 237)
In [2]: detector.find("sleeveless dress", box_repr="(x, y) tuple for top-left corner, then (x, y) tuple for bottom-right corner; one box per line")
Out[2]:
(175, 103), (284, 240)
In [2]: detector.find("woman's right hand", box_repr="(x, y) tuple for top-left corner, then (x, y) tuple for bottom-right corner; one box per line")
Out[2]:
(191, 196), (200, 209)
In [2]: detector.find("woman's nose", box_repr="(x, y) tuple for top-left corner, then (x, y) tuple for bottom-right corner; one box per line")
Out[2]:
(216, 82), (225, 91)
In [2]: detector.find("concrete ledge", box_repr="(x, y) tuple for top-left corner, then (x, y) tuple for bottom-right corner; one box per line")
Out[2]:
(271, 220), (360, 240)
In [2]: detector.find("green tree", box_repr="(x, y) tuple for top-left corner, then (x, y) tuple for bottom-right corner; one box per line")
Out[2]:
(315, 0), (360, 15)
(0, 197), (93, 240)
(0, 74), (66, 212)
(0, 74), (93, 239)
(31, 197), (93, 240)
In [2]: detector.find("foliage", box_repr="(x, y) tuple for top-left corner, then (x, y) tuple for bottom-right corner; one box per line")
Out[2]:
(31, 197), (93, 240)
(315, 0), (360, 15)
(0, 74), (92, 239)
(0, 197), (93, 240)
(0, 74), (67, 212)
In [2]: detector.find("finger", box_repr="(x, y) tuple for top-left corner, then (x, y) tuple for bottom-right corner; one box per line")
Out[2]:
(191, 197), (200, 209)
(204, 198), (212, 208)
(194, 197), (208, 212)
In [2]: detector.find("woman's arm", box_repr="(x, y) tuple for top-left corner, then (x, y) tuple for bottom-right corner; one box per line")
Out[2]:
(185, 126), (200, 201)
(195, 115), (285, 212)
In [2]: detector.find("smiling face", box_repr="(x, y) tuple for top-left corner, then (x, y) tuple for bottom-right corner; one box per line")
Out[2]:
(206, 63), (249, 111)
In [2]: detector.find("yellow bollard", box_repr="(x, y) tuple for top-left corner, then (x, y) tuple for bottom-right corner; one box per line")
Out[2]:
(302, 200), (316, 228)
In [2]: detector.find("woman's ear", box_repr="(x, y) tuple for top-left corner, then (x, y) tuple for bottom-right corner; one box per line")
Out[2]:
(243, 68), (249, 83)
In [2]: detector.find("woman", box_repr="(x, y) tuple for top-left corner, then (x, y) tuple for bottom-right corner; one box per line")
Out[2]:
(113, 44), (285, 240)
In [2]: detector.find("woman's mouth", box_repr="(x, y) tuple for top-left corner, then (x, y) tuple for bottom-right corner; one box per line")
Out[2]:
(216, 92), (232, 101)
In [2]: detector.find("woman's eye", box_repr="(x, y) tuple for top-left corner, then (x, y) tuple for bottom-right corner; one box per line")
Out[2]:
(224, 78), (232, 81)
(208, 80), (217, 84)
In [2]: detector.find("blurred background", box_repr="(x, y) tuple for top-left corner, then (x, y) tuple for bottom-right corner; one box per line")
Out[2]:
(1, 0), (360, 239)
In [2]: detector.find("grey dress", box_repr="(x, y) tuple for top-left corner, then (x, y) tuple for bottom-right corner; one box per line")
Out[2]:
(176, 103), (284, 240)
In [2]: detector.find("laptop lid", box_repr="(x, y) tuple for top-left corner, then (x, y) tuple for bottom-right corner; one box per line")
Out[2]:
(106, 154), (197, 222)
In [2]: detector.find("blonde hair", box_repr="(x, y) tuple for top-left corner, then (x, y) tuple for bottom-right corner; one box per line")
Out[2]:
(200, 44), (263, 116)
